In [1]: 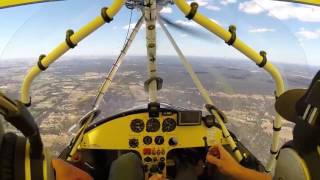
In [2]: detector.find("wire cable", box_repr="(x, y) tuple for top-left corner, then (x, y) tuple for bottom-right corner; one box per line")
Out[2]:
(123, 9), (133, 49)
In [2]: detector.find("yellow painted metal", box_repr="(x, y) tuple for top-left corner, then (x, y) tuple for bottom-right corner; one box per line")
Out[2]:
(25, 141), (31, 180)
(275, 0), (320, 6)
(43, 151), (48, 180)
(20, 0), (125, 104)
(0, 0), (56, 9)
(293, 151), (311, 180)
(67, 122), (87, 161)
(81, 112), (225, 150)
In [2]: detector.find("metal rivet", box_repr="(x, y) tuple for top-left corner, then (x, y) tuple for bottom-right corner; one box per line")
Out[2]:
(148, 25), (155, 30)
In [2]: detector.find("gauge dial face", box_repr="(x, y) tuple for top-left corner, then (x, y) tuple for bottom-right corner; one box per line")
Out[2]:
(129, 138), (139, 148)
(155, 136), (164, 145)
(143, 136), (152, 145)
(146, 118), (160, 132)
(130, 119), (145, 133)
(162, 118), (177, 132)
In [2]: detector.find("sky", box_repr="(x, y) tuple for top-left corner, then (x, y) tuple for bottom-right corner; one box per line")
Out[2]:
(0, 0), (320, 66)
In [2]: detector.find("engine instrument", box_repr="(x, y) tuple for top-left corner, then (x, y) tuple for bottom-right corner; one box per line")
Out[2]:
(146, 118), (161, 132)
(130, 119), (145, 133)
(162, 118), (176, 132)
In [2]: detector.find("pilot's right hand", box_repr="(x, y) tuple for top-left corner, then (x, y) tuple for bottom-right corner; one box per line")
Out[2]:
(206, 144), (242, 178)
(207, 144), (272, 180)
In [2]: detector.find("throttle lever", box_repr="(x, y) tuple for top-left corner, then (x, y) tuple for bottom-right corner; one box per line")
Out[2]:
(203, 136), (209, 153)
(203, 136), (221, 177)
(202, 136), (209, 167)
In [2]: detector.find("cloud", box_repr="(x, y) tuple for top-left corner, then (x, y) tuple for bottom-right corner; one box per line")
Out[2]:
(180, 33), (188, 37)
(206, 5), (220, 11)
(187, 0), (208, 6)
(175, 20), (201, 28)
(296, 28), (320, 40)
(220, 0), (237, 6)
(175, 18), (220, 26)
(122, 23), (138, 30)
(249, 28), (275, 33)
(238, 0), (320, 22)
(238, 1), (264, 14)
(187, 0), (221, 11)
(160, 7), (172, 14)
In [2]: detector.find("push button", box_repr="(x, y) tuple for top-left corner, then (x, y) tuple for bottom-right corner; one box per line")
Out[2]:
(144, 156), (152, 162)
(153, 157), (158, 162)
(152, 148), (156, 155)
(161, 149), (165, 155)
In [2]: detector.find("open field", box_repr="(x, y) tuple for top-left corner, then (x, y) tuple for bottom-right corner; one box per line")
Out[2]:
(0, 56), (318, 164)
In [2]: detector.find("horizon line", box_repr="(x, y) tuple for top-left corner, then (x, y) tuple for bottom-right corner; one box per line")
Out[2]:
(1, 55), (319, 67)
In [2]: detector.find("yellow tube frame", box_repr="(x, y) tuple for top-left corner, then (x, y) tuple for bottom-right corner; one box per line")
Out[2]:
(276, 0), (320, 6)
(20, 0), (125, 104)
(173, 0), (286, 171)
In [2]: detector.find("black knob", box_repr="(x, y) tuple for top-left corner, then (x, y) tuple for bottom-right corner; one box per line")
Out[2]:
(158, 161), (165, 171)
(203, 115), (215, 128)
(129, 138), (139, 148)
(168, 137), (178, 146)
(144, 156), (152, 162)
(150, 165), (159, 173)
(143, 165), (148, 172)
(155, 136), (164, 145)
(143, 136), (152, 145)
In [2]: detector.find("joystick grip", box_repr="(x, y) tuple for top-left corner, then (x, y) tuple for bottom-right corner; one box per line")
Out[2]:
(210, 148), (220, 159)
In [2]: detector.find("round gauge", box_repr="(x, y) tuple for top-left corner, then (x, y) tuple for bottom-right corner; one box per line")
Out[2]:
(143, 136), (152, 145)
(155, 136), (164, 145)
(130, 119), (145, 133)
(162, 118), (177, 132)
(146, 118), (160, 132)
(129, 138), (139, 148)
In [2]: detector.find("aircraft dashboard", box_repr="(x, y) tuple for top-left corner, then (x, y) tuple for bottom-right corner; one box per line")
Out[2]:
(80, 105), (226, 175)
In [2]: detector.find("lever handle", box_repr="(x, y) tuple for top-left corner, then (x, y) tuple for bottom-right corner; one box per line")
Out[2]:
(0, 92), (43, 158)
(0, 92), (18, 115)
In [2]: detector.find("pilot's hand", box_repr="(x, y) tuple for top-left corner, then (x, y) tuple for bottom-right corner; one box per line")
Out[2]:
(206, 144), (242, 178)
(149, 173), (165, 180)
(52, 159), (93, 180)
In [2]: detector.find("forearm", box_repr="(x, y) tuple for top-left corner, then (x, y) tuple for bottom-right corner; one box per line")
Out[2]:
(232, 166), (272, 180)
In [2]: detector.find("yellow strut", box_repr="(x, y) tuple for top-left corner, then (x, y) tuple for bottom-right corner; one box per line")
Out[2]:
(0, 0), (60, 9)
(274, 0), (320, 6)
(20, 0), (125, 105)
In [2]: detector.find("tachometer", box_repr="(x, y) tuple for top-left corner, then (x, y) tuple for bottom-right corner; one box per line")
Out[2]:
(130, 119), (145, 133)
(146, 118), (160, 132)
(162, 118), (176, 132)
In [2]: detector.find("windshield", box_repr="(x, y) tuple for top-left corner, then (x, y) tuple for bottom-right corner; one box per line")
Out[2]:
(0, 0), (319, 165)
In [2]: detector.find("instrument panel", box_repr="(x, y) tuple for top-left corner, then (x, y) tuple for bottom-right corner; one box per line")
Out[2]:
(81, 109), (224, 175)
